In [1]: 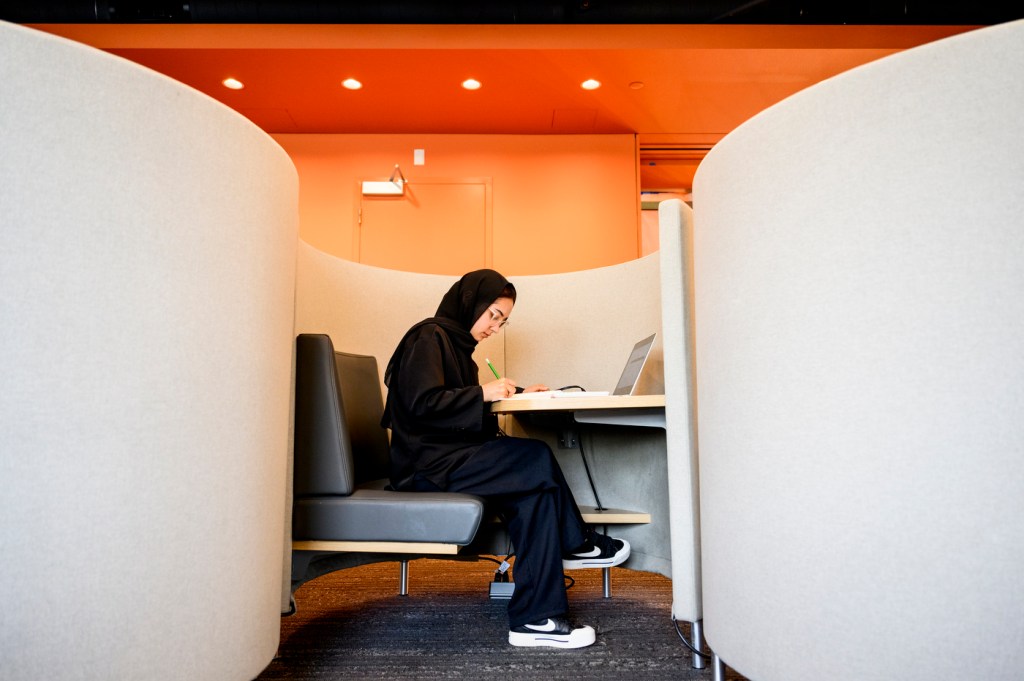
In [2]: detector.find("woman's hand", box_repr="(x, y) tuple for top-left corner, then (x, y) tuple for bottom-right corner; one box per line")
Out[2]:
(522, 384), (550, 393)
(482, 377), (517, 402)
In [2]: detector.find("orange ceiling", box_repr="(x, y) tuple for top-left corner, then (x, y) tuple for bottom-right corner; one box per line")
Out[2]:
(31, 22), (978, 189)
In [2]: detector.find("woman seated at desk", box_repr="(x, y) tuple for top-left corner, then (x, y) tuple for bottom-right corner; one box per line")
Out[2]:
(382, 268), (630, 649)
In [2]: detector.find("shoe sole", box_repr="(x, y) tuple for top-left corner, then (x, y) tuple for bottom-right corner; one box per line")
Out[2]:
(562, 539), (631, 570)
(508, 626), (596, 649)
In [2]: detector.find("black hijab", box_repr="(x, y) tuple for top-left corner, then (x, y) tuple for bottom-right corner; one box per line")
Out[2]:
(383, 269), (516, 390)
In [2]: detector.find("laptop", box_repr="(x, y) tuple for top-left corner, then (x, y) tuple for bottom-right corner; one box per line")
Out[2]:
(611, 332), (658, 395)
(504, 332), (657, 399)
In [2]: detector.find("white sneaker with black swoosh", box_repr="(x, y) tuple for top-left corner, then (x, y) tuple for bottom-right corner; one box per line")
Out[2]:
(562, 533), (630, 570)
(508, 616), (596, 648)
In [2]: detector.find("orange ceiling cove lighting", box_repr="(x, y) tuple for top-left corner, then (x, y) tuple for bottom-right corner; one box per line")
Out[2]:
(33, 23), (978, 141)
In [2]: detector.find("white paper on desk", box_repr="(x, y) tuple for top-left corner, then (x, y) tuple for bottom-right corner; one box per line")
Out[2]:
(503, 390), (610, 399)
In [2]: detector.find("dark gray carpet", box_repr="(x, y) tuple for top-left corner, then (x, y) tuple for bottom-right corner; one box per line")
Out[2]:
(258, 558), (750, 680)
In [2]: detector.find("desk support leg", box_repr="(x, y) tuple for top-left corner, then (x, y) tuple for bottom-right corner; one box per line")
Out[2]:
(691, 620), (706, 669)
(712, 653), (726, 681)
(399, 560), (409, 596)
(602, 567), (612, 598)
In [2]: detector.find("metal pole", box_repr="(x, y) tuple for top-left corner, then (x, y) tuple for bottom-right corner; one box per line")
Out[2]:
(691, 619), (706, 669)
(399, 560), (409, 596)
(712, 653), (726, 681)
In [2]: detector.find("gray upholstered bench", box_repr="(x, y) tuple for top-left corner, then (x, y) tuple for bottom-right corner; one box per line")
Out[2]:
(291, 334), (486, 595)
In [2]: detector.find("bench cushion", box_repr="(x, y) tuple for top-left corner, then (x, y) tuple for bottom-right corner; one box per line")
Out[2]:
(293, 488), (485, 545)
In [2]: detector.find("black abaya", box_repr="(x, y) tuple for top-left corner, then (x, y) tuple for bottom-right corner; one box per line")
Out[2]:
(381, 269), (591, 627)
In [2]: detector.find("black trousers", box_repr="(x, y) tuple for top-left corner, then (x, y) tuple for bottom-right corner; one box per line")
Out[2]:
(414, 436), (590, 628)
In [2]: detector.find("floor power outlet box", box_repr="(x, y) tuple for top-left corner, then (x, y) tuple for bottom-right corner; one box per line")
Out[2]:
(489, 582), (515, 600)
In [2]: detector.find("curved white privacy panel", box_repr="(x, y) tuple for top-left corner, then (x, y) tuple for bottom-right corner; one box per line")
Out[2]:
(694, 20), (1023, 681)
(296, 241), (664, 414)
(658, 200), (702, 625)
(1, 22), (298, 681)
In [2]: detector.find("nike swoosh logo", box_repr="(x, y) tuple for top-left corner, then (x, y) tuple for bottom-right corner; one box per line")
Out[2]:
(525, 619), (558, 632)
(569, 546), (601, 558)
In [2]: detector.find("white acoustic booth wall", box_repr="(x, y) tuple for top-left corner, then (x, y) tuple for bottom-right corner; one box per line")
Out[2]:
(656, 200), (702, 628)
(294, 241), (663, 428)
(1, 22), (298, 681)
(693, 20), (1024, 681)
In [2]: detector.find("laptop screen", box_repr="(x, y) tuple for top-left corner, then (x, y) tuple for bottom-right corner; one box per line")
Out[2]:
(612, 333), (657, 396)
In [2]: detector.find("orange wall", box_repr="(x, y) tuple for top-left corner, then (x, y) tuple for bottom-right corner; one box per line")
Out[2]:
(272, 134), (641, 275)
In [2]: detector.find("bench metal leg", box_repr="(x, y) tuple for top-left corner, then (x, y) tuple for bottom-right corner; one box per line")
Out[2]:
(398, 559), (409, 596)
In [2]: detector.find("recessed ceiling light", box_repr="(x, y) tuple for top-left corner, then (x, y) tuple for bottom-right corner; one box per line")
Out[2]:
(581, 79), (601, 90)
(462, 78), (482, 90)
(342, 78), (363, 90)
(629, 81), (645, 90)
(222, 77), (244, 90)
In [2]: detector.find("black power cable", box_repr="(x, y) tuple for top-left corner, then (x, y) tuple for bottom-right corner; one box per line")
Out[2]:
(554, 385), (606, 511)
(671, 615), (712, 660)
(577, 436), (604, 511)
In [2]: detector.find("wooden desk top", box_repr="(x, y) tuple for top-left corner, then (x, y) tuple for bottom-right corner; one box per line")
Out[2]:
(491, 393), (665, 414)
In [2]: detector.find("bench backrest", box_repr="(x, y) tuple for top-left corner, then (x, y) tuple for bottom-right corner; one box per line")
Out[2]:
(294, 333), (390, 497)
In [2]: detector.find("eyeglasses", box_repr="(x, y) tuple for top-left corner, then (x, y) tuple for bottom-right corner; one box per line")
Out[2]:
(488, 307), (510, 329)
